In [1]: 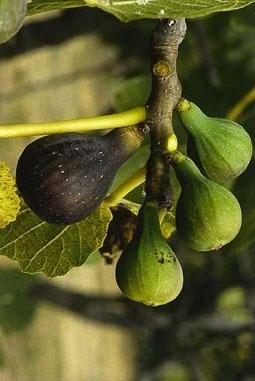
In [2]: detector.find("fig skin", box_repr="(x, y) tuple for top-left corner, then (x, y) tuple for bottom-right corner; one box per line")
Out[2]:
(115, 201), (183, 307)
(16, 126), (145, 225)
(177, 100), (253, 183)
(173, 154), (242, 252)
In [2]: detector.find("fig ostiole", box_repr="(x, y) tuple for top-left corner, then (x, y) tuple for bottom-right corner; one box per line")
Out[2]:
(172, 153), (242, 252)
(16, 125), (146, 225)
(115, 201), (183, 307)
(177, 99), (253, 183)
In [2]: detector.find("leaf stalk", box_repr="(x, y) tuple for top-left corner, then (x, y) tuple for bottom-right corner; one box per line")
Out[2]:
(0, 106), (146, 138)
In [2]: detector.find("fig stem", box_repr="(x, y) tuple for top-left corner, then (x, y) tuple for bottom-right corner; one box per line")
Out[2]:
(0, 106), (146, 138)
(104, 166), (146, 206)
(176, 98), (191, 113)
(227, 87), (255, 121)
(170, 151), (187, 166)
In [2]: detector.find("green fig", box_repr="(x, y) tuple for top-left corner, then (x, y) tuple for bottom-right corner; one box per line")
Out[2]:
(0, 0), (26, 44)
(177, 99), (253, 182)
(115, 201), (183, 306)
(172, 153), (242, 251)
(16, 125), (146, 225)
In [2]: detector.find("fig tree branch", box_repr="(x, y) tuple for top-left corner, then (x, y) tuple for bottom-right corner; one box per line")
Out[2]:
(145, 19), (187, 208)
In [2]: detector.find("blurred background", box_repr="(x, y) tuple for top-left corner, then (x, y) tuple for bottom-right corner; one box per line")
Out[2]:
(0, 5), (255, 381)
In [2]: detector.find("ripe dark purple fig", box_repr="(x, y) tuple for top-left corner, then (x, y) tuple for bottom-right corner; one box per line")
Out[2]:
(16, 126), (146, 224)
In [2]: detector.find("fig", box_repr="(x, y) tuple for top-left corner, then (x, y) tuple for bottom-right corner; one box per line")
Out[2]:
(16, 126), (145, 225)
(0, 0), (26, 44)
(172, 153), (242, 251)
(115, 201), (183, 306)
(177, 99), (253, 182)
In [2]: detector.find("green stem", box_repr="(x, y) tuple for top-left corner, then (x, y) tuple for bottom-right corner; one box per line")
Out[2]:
(226, 87), (255, 121)
(104, 167), (146, 207)
(0, 106), (146, 138)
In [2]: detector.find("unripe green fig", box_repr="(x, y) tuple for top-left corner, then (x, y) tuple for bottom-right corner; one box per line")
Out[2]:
(16, 126), (145, 225)
(0, 0), (26, 44)
(115, 201), (183, 306)
(172, 153), (242, 251)
(177, 99), (253, 182)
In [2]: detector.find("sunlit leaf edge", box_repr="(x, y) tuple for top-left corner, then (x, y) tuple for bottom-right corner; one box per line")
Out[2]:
(27, 0), (255, 22)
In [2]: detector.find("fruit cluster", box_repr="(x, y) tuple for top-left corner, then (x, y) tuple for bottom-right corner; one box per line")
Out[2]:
(116, 99), (252, 306)
(15, 99), (252, 306)
(173, 99), (252, 251)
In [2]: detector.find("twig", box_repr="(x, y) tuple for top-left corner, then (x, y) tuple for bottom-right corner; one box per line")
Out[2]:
(227, 87), (255, 121)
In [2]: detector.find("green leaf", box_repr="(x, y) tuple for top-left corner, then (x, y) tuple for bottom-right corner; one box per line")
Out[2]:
(0, 205), (112, 277)
(0, 161), (20, 229)
(109, 145), (149, 194)
(27, 0), (255, 22)
(0, 0), (26, 44)
(117, 199), (141, 214)
(0, 269), (36, 333)
(161, 211), (176, 239)
(27, 0), (84, 15)
(114, 75), (151, 112)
